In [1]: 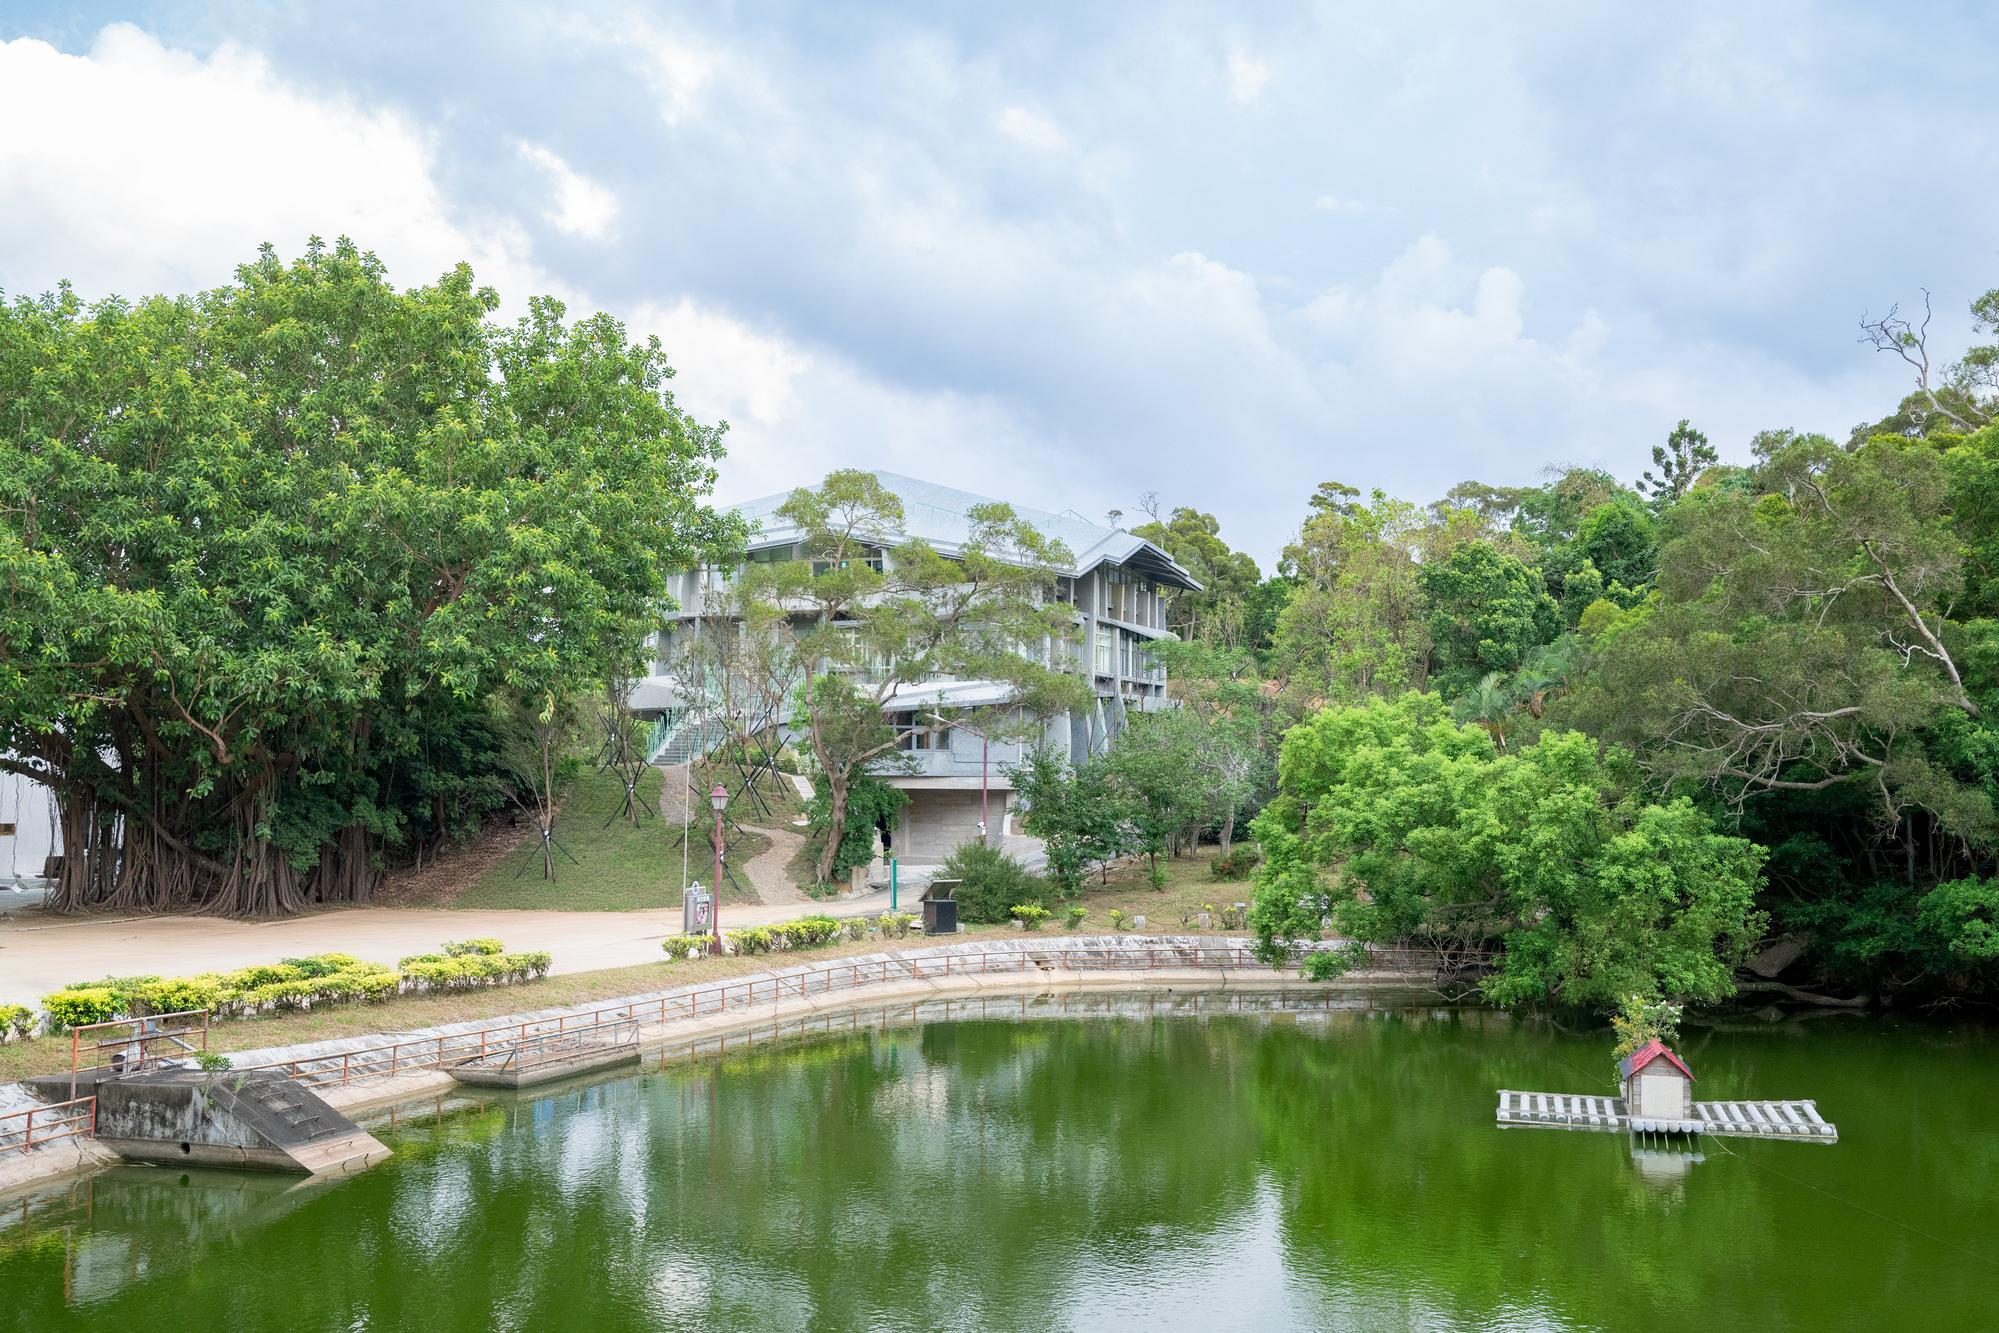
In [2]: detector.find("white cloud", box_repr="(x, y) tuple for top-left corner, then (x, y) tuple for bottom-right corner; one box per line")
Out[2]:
(0, 24), (555, 310)
(1312, 194), (1379, 215)
(996, 105), (1068, 153)
(517, 142), (620, 240)
(1226, 49), (1272, 103)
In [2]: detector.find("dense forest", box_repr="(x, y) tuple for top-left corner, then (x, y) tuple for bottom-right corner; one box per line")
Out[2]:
(1120, 285), (1999, 1011)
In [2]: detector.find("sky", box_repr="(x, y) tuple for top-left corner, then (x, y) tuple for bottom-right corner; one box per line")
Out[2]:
(2, 2), (1994, 568)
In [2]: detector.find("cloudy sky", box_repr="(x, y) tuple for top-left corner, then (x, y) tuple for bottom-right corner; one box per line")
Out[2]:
(3, 3), (1994, 566)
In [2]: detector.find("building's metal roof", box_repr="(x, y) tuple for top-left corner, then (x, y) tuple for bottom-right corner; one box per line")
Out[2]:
(730, 471), (1202, 591)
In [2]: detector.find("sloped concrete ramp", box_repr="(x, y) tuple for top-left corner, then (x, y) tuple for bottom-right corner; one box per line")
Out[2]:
(92, 1070), (390, 1174)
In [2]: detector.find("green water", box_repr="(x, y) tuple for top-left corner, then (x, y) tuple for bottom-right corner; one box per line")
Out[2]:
(3, 996), (1995, 1331)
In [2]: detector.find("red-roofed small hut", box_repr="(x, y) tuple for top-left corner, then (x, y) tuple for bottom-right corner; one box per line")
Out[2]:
(1618, 1040), (1694, 1123)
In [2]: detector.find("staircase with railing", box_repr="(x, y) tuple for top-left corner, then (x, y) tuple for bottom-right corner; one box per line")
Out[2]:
(648, 713), (732, 766)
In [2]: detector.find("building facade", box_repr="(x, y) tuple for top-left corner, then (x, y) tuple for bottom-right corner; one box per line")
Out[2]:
(634, 472), (1200, 867)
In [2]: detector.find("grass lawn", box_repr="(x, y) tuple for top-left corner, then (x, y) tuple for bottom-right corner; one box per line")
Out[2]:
(0, 851), (1263, 1084)
(404, 765), (804, 912)
(1056, 850), (1258, 928)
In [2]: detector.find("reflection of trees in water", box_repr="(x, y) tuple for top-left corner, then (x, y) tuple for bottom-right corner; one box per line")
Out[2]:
(6, 1010), (1999, 1330)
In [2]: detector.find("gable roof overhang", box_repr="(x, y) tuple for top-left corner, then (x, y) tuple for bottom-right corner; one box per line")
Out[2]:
(730, 471), (1203, 592)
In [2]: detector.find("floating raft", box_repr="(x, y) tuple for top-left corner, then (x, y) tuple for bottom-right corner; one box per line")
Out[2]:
(1496, 1090), (1837, 1142)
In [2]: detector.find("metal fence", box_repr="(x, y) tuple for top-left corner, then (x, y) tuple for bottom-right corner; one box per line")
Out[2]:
(70, 1010), (211, 1077)
(245, 940), (1474, 1090)
(0, 1097), (96, 1155)
(451, 1018), (641, 1076)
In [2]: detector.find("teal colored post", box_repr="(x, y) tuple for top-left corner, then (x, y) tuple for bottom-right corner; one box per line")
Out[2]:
(891, 858), (898, 912)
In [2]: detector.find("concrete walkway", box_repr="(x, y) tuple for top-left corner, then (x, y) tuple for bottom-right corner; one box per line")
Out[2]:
(0, 891), (894, 1006)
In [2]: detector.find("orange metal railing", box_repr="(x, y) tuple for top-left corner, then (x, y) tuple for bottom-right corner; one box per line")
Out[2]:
(70, 1009), (211, 1077)
(243, 941), (1480, 1090)
(0, 1096), (96, 1155)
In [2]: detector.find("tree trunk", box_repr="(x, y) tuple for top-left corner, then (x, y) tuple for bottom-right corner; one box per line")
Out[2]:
(815, 771), (848, 884)
(1219, 810), (1236, 856)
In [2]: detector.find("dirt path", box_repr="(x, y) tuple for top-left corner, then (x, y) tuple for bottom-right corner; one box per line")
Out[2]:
(737, 824), (808, 905)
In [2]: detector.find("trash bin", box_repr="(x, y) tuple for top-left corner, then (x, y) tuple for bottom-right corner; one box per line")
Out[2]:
(922, 878), (961, 935)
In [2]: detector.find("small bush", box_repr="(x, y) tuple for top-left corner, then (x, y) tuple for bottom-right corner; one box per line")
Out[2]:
(841, 917), (870, 942)
(775, 915), (843, 951)
(1010, 902), (1050, 930)
(1107, 908), (1130, 932)
(941, 841), (1048, 924)
(725, 925), (777, 955)
(0, 1003), (34, 1041)
(195, 1051), (234, 1072)
(876, 911), (917, 939)
(661, 933), (713, 960)
(42, 988), (122, 1030)
(443, 938), (505, 957)
(224, 963), (305, 990)
(1064, 905), (1087, 929)
(135, 977), (223, 1016)
(1210, 846), (1262, 880)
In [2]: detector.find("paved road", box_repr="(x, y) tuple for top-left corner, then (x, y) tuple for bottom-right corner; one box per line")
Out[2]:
(0, 890), (896, 1006)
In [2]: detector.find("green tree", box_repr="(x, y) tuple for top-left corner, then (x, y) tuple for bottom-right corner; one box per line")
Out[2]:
(1418, 541), (1559, 697)
(1248, 694), (1765, 1011)
(1637, 418), (1717, 508)
(0, 239), (732, 914)
(1560, 433), (1986, 844)
(1130, 506), (1261, 645)
(742, 470), (1085, 882)
(1010, 747), (1131, 892)
(1270, 486), (1430, 703)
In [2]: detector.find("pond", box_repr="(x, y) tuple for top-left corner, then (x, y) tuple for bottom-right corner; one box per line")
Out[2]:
(2, 992), (1994, 1331)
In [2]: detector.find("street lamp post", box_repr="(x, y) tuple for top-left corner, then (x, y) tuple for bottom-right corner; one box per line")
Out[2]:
(928, 713), (990, 847)
(709, 783), (728, 955)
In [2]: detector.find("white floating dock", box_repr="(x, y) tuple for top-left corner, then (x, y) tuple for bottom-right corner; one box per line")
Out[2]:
(1496, 1090), (1837, 1142)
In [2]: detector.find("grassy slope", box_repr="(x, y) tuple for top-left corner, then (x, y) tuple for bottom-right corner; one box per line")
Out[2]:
(0, 853), (1259, 1083)
(426, 765), (804, 911)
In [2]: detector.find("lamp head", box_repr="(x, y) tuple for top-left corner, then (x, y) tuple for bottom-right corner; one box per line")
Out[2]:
(709, 783), (728, 813)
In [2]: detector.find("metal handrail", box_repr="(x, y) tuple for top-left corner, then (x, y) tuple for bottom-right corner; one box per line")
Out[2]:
(71, 1009), (212, 1075)
(0, 1096), (96, 1155)
(243, 940), (1481, 1090)
(456, 1018), (642, 1074)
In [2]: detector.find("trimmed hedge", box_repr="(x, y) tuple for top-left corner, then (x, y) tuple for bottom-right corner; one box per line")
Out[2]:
(0, 1004), (32, 1042)
(38, 941), (553, 1031)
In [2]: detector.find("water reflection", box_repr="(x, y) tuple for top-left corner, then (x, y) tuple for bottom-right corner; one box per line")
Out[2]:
(1, 997), (1994, 1332)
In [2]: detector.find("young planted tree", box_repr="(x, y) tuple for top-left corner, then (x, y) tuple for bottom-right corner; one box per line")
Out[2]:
(740, 470), (1086, 883)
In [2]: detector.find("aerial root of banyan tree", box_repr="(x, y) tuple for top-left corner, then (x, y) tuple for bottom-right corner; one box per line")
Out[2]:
(43, 793), (381, 920)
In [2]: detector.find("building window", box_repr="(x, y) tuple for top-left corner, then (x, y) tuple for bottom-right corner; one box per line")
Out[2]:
(1094, 624), (1114, 674)
(894, 716), (940, 751)
(810, 545), (886, 576)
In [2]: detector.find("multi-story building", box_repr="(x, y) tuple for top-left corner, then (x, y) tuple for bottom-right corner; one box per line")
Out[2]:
(634, 472), (1199, 866)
